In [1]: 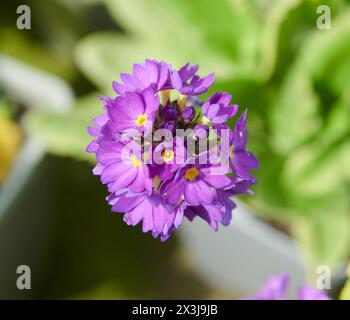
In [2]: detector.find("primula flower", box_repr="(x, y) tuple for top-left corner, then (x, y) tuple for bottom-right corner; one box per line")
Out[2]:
(246, 274), (330, 300)
(112, 59), (170, 96)
(229, 110), (259, 180)
(87, 59), (258, 241)
(96, 140), (152, 194)
(161, 160), (232, 206)
(151, 137), (186, 181)
(108, 192), (185, 242)
(184, 178), (252, 231)
(86, 112), (110, 153)
(107, 87), (159, 136)
(170, 63), (215, 95)
(202, 91), (238, 125)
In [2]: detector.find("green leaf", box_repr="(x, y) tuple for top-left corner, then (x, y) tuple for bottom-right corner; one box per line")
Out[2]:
(22, 94), (101, 163)
(269, 9), (350, 154)
(269, 70), (321, 154)
(282, 141), (350, 198)
(74, 31), (235, 93)
(293, 213), (350, 273)
(75, 0), (303, 91)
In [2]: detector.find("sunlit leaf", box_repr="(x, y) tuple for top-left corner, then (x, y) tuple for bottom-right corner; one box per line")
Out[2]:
(269, 9), (350, 154)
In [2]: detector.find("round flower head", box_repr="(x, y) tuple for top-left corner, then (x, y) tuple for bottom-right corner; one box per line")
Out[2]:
(87, 59), (258, 241)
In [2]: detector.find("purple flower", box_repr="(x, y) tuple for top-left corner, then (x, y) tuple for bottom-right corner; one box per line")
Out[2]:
(202, 91), (238, 125)
(159, 120), (176, 133)
(182, 106), (195, 121)
(183, 178), (255, 231)
(297, 285), (330, 300)
(247, 274), (330, 300)
(87, 60), (258, 241)
(86, 113), (110, 153)
(112, 60), (214, 97)
(229, 110), (259, 180)
(107, 87), (159, 136)
(252, 274), (289, 300)
(193, 124), (209, 139)
(85, 97), (118, 153)
(96, 140), (152, 194)
(162, 105), (178, 121)
(109, 192), (185, 242)
(151, 137), (187, 181)
(161, 160), (231, 207)
(170, 63), (215, 95)
(112, 59), (170, 96)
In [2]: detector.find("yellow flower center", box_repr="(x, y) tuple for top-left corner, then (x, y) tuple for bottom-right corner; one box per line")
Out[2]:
(161, 149), (174, 163)
(131, 155), (142, 168)
(184, 167), (199, 181)
(230, 145), (235, 159)
(135, 114), (147, 126)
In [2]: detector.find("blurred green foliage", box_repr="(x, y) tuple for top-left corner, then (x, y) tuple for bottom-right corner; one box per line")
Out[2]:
(24, 94), (98, 162)
(2, 0), (350, 280)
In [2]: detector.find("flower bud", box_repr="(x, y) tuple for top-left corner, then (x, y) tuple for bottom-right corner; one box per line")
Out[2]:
(182, 106), (195, 121)
(162, 105), (178, 121)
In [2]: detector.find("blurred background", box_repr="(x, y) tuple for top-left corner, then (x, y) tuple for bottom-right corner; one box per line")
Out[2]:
(0, 0), (349, 299)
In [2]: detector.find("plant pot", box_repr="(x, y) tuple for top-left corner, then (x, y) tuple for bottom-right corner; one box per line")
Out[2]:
(179, 201), (307, 299)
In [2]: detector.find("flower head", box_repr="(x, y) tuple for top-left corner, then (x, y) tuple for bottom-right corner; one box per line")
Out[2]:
(87, 59), (258, 241)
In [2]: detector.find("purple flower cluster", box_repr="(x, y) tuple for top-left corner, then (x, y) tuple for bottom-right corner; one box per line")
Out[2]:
(87, 60), (258, 241)
(246, 274), (330, 300)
